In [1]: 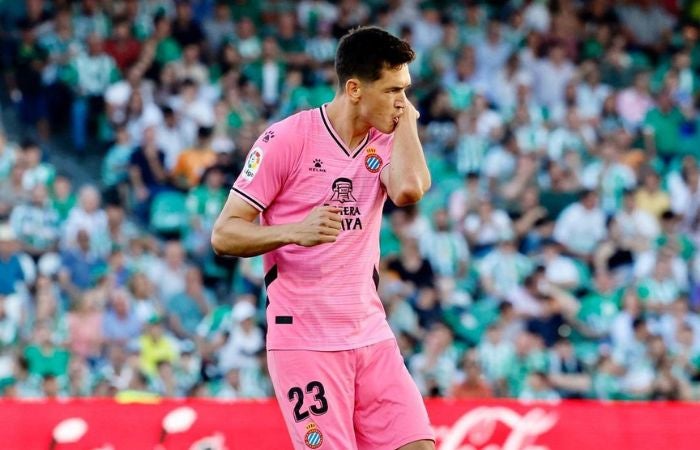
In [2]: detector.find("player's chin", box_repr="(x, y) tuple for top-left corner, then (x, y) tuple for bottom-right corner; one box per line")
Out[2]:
(378, 119), (398, 134)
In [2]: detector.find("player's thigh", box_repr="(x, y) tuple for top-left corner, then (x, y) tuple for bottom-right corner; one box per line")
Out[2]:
(268, 349), (358, 450)
(354, 340), (434, 450)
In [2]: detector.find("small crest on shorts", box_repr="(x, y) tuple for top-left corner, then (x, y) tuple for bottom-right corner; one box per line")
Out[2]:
(304, 422), (324, 449)
(364, 148), (382, 173)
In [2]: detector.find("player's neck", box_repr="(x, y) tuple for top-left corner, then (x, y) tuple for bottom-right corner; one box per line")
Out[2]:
(325, 98), (371, 150)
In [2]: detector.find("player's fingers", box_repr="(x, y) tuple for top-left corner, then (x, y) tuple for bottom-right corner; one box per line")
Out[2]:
(324, 212), (342, 223)
(320, 226), (341, 236)
(315, 234), (337, 244)
(324, 219), (342, 230)
(320, 205), (341, 214)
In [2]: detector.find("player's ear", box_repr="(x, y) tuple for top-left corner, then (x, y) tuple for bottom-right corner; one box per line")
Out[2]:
(345, 79), (361, 103)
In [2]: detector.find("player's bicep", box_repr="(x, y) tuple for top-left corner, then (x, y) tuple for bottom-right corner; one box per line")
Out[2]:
(379, 163), (397, 199)
(217, 191), (260, 224)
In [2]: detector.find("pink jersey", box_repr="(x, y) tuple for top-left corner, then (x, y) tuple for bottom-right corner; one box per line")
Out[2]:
(232, 105), (395, 351)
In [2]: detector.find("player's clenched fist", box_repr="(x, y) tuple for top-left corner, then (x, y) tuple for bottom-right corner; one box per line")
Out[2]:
(293, 205), (342, 246)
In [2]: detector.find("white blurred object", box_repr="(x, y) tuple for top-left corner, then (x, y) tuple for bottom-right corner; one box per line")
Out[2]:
(38, 252), (62, 277)
(0, 223), (16, 241)
(163, 406), (197, 434)
(232, 301), (256, 322)
(52, 418), (88, 444)
(17, 253), (36, 286)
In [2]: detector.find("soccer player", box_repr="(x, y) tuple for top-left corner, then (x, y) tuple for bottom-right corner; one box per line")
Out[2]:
(212, 27), (434, 450)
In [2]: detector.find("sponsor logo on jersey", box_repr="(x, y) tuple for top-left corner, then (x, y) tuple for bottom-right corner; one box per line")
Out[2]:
(330, 178), (356, 203)
(262, 130), (275, 143)
(309, 158), (326, 173)
(364, 148), (382, 173)
(304, 423), (323, 449)
(242, 147), (263, 180)
(328, 178), (362, 231)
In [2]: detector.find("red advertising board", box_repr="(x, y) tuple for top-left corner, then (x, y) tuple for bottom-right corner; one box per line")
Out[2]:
(0, 398), (698, 449)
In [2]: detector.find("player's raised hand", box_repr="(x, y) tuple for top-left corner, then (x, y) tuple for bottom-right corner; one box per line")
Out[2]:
(393, 98), (420, 134)
(402, 98), (420, 121)
(294, 205), (342, 246)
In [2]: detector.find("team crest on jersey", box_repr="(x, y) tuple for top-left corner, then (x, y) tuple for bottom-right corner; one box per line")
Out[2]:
(242, 147), (263, 180)
(304, 423), (323, 449)
(364, 148), (383, 173)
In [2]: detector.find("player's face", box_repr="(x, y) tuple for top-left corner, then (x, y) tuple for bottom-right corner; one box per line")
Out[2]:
(360, 64), (411, 134)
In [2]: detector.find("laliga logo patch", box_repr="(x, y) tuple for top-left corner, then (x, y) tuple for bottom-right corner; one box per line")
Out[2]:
(242, 147), (263, 180)
(364, 148), (382, 173)
(304, 422), (323, 449)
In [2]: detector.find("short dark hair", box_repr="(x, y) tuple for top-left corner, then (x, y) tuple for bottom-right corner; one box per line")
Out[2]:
(335, 27), (415, 86)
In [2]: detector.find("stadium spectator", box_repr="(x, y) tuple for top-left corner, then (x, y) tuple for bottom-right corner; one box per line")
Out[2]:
(0, 224), (25, 296)
(9, 184), (60, 258)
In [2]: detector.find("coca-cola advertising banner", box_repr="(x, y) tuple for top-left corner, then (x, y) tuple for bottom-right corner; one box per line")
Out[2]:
(0, 398), (698, 449)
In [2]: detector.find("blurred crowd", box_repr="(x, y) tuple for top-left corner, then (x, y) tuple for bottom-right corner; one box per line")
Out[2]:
(0, 0), (700, 402)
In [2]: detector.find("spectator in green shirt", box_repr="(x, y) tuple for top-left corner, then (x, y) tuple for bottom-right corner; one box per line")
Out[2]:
(643, 90), (684, 167)
(184, 166), (227, 259)
(23, 322), (70, 378)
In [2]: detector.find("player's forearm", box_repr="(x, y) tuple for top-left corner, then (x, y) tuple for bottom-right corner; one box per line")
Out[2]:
(211, 217), (298, 257)
(386, 125), (431, 206)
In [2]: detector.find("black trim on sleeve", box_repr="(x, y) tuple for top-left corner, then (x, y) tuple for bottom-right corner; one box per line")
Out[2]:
(264, 264), (278, 288)
(232, 187), (265, 211)
(275, 316), (293, 324)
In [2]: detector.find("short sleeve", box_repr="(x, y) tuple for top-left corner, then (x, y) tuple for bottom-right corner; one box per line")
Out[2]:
(232, 123), (297, 211)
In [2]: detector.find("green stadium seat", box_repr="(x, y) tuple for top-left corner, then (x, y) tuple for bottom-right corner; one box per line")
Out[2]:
(149, 191), (189, 236)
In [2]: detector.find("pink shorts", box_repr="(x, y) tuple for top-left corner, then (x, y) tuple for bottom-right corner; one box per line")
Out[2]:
(267, 339), (434, 450)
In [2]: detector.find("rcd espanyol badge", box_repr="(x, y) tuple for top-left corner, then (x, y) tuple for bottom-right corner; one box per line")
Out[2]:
(304, 422), (323, 449)
(364, 148), (383, 173)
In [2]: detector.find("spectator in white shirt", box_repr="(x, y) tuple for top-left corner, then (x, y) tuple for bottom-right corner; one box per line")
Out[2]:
(533, 42), (575, 110)
(613, 189), (660, 251)
(104, 66), (154, 129)
(547, 108), (595, 163)
(667, 157), (700, 218)
(576, 62), (612, 123)
(554, 190), (607, 261)
(616, 1), (675, 50)
(475, 20), (512, 83)
(490, 54), (533, 117)
(70, 34), (118, 151)
(218, 299), (264, 372)
(156, 106), (196, 170)
(448, 172), (485, 225)
(540, 239), (580, 291)
(411, 3), (443, 52)
(62, 184), (108, 254)
(168, 79), (214, 130)
(581, 141), (636, 214)
(124, 90), (164, 145)
(171, 43), (209, 86)
(203, 2), (236, 54)
(616, 71), (654, 131)
(464, 198), (514, 256)
(147, 241), (188, 302)
(420, 209), (469, 281)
